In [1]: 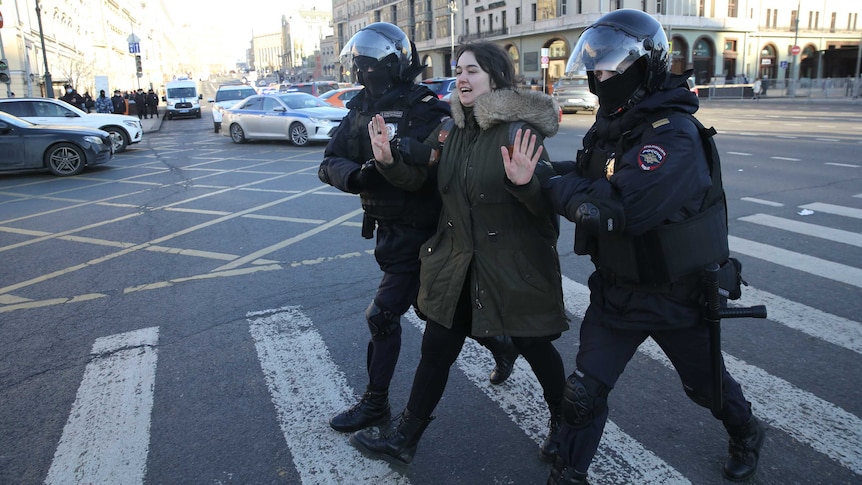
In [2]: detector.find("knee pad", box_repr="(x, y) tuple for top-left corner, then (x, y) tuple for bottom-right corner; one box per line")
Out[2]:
(365, 301), (401, 337)
(562, 369), (609, 429)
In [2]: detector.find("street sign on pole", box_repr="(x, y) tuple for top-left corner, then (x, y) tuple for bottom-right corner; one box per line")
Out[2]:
(791, 45), (801, 56)
(129, 42), (140, 54)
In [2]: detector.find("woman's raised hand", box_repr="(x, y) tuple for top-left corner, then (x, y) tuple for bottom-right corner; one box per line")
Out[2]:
(502, 128), (543, 186)
(367, 114), (394, 166)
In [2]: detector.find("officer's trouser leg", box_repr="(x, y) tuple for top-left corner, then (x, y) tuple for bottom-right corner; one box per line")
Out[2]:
(557, 316), (647, 474)
(366, 271), (418, 391)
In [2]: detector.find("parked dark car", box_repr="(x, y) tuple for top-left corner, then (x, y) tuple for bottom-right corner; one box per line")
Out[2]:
(421, 77), (457, 99)
(0, 111), (113, 176)
(285, 81), (340, 97)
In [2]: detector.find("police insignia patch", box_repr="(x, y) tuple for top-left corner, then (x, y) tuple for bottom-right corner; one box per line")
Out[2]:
(385, 123), (397, 140)
(638, 145), (667, 171)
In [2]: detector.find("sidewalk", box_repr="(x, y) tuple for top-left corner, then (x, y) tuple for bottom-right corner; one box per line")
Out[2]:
(140, 107), (164, 134)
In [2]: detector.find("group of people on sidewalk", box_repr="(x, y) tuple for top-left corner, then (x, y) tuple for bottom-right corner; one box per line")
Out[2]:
(318, 10), (765, 484)
(62, 84), (159, 118)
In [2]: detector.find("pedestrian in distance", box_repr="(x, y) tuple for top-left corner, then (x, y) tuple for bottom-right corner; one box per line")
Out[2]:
(94, 90), (113, 113)
(348, 40), (569, 467)
(134, 89), (147, 119)
(59, 85), (84, 111)
(110, 89), (126, 115)
(147, 89), (159, 118)
(318, 23), (520, 436)
(752, 78), (762, 101)
(502, 9), (765, 484)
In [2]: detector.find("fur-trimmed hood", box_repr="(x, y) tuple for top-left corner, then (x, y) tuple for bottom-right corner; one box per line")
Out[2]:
(450, 88), (559, 138)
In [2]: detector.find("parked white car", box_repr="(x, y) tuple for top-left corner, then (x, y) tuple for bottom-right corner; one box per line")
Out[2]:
(0, 97), (143, 152)
(207, 84), (258, 133)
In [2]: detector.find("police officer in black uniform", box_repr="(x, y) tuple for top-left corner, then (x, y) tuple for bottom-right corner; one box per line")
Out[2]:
(318, 22), (519, 434)
(525, 10), (765, 484)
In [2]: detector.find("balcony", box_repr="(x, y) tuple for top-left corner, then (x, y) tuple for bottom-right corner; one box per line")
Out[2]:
(459, 27), (510, 42)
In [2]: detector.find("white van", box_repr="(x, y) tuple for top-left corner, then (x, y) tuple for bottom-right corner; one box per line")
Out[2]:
(163, 79), (202, 120)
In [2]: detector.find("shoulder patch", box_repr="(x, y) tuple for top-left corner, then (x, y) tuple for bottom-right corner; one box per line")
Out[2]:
(422, 95), (436, 103)
(651, 118), (671, 129)
(637, 144), (667, 171)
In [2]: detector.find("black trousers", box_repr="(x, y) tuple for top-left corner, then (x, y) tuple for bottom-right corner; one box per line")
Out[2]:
(405, 281), (566, 421)
(366, 271), (419, 391)
(557, 314), (752, 473)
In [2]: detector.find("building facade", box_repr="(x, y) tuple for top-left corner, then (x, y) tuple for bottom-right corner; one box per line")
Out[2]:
(330, 0), (862, 86)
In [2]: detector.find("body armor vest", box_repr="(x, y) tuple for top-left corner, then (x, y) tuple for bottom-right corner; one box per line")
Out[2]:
(580, 113), (729, 286)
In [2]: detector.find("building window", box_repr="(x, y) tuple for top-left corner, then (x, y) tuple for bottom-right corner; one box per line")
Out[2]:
(724, 39), (737, 52)
(578, 0), (583, 15)
(727, 0), (737, 18)
(516, 7), (521, 25)
(698, 0), (705, 17)
(465, 18), (470, 35)
(531, 3), (537, 22)
(830, 12), (836, 33)
(561, 0), (567, 16)
(657, 0), (664, 15)
(791, 10), (798, 31)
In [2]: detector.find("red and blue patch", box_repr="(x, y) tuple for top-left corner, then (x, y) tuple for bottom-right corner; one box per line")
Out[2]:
(637, 144), (667, 171)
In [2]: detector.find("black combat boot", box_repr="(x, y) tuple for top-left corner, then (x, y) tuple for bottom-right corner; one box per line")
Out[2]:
(548, 456), (590, 485)
(482, 335), (519, 385)
(540, 402), (562, 463)
(349, 409), (434, 466)
(329, 387), (390, 432)
(723, 414), (765, 481)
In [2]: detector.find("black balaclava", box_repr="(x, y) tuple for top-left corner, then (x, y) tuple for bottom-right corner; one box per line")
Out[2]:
(594, 60), (646, 116)
(355, 55), (399, 98)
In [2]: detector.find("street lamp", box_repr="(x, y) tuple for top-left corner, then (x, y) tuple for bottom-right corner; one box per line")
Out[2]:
(35, 0), (54, 97)
(448, 0), (458, 76)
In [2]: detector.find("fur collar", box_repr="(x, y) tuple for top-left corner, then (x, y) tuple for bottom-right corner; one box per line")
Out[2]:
(450, 88), (559, 138)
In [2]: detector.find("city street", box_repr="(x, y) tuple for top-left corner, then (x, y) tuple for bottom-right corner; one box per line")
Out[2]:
(1, 96), (860, 484)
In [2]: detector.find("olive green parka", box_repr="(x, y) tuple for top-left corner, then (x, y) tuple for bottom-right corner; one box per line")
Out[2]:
(378, 88), (569, 338)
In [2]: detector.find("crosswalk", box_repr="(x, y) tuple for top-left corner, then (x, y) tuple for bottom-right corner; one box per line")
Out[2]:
(42, 194), (862, 484)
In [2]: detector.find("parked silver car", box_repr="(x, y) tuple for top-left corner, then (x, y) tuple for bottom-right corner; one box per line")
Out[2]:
(552, 76), (599, 114)
(221, 93), (348, 147)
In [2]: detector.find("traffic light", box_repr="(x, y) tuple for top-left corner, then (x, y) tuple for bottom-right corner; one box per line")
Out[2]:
(0, 59), (11, 84)
(135, 55), (143, 75)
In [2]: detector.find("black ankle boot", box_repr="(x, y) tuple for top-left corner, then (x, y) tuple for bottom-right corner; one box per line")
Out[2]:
(540, 402), (562, 463)
(482, 335), (519, 385)
(349, 409), (434, 465)
(329, 387), (390, 432)
(723, 415), (765, 481)
(548, 456), (590, 484)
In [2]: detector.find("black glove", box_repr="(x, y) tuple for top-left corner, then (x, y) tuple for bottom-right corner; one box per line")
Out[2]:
(347, 159), (379, 192)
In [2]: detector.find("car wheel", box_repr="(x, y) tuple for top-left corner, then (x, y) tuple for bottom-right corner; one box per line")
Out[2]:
(230, 124), (247, 144)
(289, 122), (309, 147)
(214, 121), (221, 133)
(166, 112), (173, 120)
(102, 126), (129, 152)
(45, 143), (86, 176)
(196, 112), (202, 119)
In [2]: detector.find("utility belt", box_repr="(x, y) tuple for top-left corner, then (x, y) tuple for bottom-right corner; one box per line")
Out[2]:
(595, 202), (729, 287)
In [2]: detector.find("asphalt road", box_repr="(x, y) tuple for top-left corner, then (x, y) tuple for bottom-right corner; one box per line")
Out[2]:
(0, 97), (860, 484)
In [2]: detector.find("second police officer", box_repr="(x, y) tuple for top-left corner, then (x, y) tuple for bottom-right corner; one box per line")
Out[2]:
(318, 22), (520, 434)
(503, 9), (765, 484)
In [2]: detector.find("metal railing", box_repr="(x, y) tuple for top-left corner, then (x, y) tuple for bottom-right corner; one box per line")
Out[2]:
(697, 77), (862, 102)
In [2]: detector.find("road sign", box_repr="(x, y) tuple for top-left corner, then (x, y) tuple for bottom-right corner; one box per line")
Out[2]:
(780, 60), (789, 69)
(541, 56), (549, 68)
(791, 45), (801, 55)
(129, 42), (140, 54)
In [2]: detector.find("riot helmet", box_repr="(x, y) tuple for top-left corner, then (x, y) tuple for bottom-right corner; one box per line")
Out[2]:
(340, 22), (412, 97)
(567, 9), (669, 115)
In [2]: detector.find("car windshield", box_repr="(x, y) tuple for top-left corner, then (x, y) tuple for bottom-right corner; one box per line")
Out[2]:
(167, 87), (197, 98)
(277, 94), (329, 110)
(216, 88), (257, 102)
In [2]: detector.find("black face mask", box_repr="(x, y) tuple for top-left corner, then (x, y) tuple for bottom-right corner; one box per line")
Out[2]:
(594, 65), (644, 115)
(358, 67), (394, 98)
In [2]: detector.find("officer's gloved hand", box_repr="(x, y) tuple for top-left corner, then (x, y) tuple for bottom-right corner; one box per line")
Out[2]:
(348, 159), (379, 192)
(575, 178), (626, 234)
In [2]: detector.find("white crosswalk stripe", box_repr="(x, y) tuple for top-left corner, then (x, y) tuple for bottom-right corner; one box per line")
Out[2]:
(41, 198), (862, 484)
